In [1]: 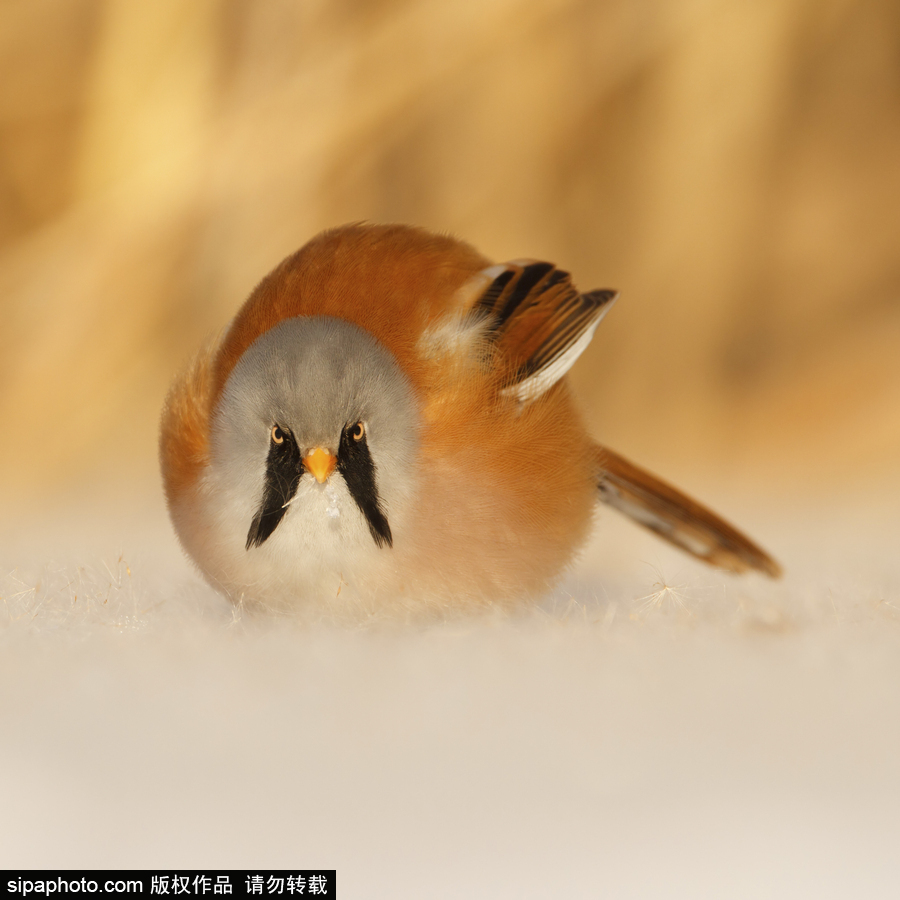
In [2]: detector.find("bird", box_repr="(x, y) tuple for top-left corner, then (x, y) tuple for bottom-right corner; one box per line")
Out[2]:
(160, 223), (780, 615)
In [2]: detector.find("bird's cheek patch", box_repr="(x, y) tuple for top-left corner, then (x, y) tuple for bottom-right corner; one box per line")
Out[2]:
(246, 431), (303, 549)
(336, 427), (393, 549)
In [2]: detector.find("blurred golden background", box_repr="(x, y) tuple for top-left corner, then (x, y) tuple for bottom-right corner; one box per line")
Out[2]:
(1, 0), (898, 505)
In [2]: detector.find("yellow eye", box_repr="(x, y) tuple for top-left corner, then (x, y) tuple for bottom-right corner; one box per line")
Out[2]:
(351, 421), (365, 441)
(271, 425), (285, 444)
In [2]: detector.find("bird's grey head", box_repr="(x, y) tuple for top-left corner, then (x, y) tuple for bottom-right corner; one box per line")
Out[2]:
(209, 316), (419, 553)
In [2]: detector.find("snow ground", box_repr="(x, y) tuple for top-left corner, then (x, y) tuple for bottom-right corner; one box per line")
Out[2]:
(1, 488), (899, 898)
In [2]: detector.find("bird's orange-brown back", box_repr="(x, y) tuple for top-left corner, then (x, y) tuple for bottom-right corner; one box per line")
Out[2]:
(211, 223), (489, 407)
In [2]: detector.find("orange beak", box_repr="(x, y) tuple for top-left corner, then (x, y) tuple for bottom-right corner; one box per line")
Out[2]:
(303, 447), (337, 484)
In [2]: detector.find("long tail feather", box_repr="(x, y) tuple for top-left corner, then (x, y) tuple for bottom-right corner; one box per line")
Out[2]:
(595, 446), (782, 577)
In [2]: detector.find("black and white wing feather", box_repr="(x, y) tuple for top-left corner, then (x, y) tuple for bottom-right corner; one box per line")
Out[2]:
(469, 260), (616, 404)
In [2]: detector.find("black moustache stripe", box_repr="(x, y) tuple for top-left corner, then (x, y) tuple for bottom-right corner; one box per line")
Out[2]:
(337, 427), (392, 549)
(246, 429), (302, 549)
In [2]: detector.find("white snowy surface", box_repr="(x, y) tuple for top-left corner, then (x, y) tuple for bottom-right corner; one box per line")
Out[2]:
(1, 489), (899, 898)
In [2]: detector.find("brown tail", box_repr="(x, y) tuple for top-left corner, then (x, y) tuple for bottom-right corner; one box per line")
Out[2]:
(594, 446), (782, 577)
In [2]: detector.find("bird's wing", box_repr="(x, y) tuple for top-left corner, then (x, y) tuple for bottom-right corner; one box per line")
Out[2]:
(466, 261), (616, 404)
(595, 444), (782, 577)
